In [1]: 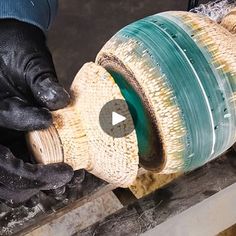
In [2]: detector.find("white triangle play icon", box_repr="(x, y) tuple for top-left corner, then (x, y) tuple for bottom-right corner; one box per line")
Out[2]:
(112, 112), (126, 126)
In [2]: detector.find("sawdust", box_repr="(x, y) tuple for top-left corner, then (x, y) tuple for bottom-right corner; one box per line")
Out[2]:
(130, 171), (181, 199)
(0, 205), (42, 235)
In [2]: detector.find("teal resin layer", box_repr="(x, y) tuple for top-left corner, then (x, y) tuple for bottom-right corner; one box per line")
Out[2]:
(106, 12), (236, 172)
(108, 71), (152, 161)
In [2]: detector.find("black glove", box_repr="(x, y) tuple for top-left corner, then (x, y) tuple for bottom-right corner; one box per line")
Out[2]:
(0, 19), (73, 205)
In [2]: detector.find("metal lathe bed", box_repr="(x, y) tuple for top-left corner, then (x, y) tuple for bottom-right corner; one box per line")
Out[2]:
(0, 148), (236, 235)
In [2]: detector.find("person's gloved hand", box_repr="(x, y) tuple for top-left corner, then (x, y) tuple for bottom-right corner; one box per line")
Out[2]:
(0, 19), (73, 206)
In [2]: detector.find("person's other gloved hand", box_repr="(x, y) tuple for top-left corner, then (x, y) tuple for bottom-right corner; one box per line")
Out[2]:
(0, 19), (73, 206)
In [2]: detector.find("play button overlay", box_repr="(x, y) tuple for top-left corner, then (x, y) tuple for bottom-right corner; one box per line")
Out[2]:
(99, 99), (135, 138)
(112, 112), (126, 126)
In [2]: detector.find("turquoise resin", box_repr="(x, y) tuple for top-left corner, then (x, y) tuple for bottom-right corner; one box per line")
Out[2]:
(108, 71), (152, 160)
(108, 12), (236, 172)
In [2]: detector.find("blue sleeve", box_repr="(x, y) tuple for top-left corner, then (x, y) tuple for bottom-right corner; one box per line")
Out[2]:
(0, 0), (58, 32)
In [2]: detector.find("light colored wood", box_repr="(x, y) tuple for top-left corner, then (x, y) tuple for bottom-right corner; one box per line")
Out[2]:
(130, 172), (181, 199)
(221, 8), (236, 34)
(27, 62), (139, 188)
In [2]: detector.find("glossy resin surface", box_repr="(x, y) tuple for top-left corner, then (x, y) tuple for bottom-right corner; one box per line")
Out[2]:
(97, 11), (236, 173)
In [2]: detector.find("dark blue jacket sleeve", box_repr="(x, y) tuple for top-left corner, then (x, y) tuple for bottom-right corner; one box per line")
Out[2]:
(0, 0), (58, 32)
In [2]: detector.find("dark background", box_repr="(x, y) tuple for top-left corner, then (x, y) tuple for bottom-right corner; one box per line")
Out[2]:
(48, 0), (201, 89)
